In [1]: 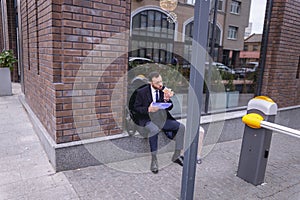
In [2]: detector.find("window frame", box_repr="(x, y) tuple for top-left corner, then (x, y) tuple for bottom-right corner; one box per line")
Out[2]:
(131, 10), (175, 64)
(228, 25), (238, 40)
(218, 0), (224, 11)
(230, 0), (241, 15)
(186, 0), (196, 5)
(253, 45), (259, 51)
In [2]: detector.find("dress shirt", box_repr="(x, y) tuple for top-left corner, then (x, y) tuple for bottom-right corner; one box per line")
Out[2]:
(151, 86), (159, 102)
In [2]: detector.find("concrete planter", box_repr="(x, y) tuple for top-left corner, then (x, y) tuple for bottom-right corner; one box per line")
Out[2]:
(209, 91), (240, 110)
(0, 68), (12, 96)
(226, 91), (239, 108)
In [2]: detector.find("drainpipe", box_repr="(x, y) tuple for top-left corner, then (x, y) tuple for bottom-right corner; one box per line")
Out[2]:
(1, 0), (7, 50)
(256, 0), (273, 95)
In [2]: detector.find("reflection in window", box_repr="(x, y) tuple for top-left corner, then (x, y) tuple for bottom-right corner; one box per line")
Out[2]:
(230, 0), (241, 14)
(184, 21), (221, 64)
(228, 26), (238, 39)
(131, 10), (175, 64)
(186, 0), (196, 5)
(184, 21), (193, 65)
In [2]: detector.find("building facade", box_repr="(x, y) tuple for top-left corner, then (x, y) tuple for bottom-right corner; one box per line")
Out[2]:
(260, 0), (300, 107)
(240, 33), (262, 64)
(130, 0), (251, 67)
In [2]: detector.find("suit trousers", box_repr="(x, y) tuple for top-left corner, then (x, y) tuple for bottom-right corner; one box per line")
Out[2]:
(145, 120), (185, 154)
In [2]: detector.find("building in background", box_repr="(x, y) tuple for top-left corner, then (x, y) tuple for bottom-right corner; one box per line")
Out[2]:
(244, 22), (252, 38)
(240, 33), (262, 65)
(130, 0), (251, 67)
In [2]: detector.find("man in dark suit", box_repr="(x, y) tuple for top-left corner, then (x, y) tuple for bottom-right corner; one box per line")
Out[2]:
(132, 71), (185, 173)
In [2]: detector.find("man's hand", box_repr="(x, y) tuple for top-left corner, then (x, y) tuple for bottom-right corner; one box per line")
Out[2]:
(163, 88), (174, 101)
(148, 103), (159, 112)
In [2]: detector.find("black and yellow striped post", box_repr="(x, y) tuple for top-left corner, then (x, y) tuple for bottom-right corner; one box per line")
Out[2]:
(237, 96), (278, 186)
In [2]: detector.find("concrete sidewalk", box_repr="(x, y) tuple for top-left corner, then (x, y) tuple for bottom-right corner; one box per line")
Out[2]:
(0, 83), (299, 200)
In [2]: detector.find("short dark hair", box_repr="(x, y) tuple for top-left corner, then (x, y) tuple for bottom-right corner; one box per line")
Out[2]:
(148, 71), (160, 81)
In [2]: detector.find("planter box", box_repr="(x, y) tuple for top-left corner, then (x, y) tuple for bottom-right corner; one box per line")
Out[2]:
(226, 91), (239, 108)
(209, 91), (240, 110)
(0, 68), (12, 96)
(209, 92), (227, 110)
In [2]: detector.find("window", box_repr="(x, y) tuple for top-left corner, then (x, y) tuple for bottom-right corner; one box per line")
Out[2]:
(184, 21), (221, 64)
(228, 26), (238, 39)
(230, 0), (241, 14)
(253, 45), (259, 51)
(218, 0), (224, 11)
(131, 10), (175, 64)
(187, 0), (196, 5)
(244, 45), (248, 51)
(184, 21), (194, 64)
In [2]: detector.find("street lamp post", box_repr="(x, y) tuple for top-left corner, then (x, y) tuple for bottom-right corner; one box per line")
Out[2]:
(180, 0), (210, 199)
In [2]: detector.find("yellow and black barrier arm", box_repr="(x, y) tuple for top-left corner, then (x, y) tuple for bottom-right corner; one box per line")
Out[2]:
(242, 113), (300, 139)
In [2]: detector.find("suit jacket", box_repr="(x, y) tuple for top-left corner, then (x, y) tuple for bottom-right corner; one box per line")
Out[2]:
(133, 84), (175, 128)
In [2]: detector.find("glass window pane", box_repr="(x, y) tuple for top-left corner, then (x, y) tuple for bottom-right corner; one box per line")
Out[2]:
(139, 49), (146, 58)
(139, 41), (146, 47)
(218, 0), (223, 11)
(162, 17), (168, 32)
(141, 15), (147, 29)
(148, 11), (154, 27)
(132, 16), (140, 29)
(161, 50), (166, 63)
(160, 43), (166, 50)
(155, 12), (161, 27)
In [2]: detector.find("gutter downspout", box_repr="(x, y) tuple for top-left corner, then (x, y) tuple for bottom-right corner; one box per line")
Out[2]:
(256, 0), (273, 95)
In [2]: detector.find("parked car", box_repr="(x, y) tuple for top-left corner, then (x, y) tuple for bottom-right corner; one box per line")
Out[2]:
(235, 67), (247, 78)
(245, 62), (259, 73)
(235, 62), (259, 78)
(128, 57), (154, 69)
(216, 64), (235, 74)
(206, 62), (235, 74)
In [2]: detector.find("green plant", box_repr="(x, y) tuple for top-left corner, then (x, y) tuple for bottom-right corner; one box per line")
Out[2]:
(222, 71), (235, 92)
(0, 50), (17, 71)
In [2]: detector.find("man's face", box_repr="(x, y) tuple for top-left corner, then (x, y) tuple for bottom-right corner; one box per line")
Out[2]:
(151, 75), (163, 90)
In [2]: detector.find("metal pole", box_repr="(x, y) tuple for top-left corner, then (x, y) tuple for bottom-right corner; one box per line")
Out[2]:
(1, 0), (7, 50)
(261, 121), (300, 139)
(180, 0), (210, 199)
(256, 0), (273, 95)
(204, 0), (218, 113)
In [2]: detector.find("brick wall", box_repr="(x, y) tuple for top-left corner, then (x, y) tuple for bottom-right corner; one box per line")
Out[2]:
(261, 0), (300, 107)
(21, 0), (131, 143)
(21, 0), (57, 140)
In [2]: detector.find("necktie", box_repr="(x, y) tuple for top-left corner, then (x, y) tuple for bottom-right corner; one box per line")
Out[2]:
(155, 90), (159, 102)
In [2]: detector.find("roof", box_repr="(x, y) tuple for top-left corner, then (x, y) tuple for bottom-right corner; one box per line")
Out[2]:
(244, 33), (262, 43)
(239, 51), (260, 59)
